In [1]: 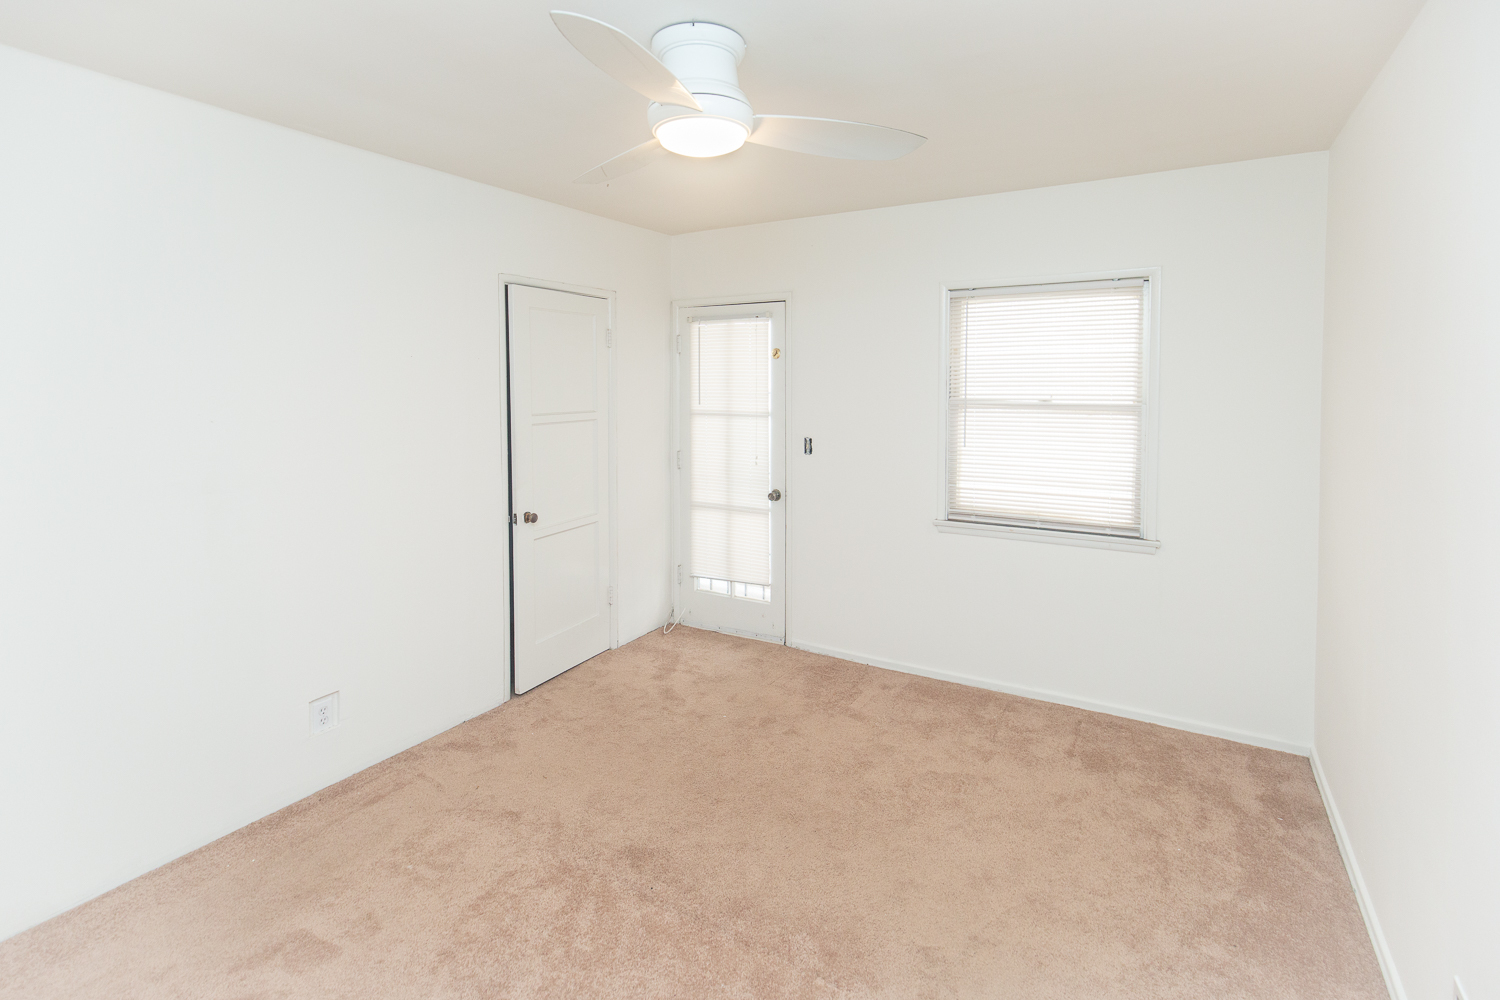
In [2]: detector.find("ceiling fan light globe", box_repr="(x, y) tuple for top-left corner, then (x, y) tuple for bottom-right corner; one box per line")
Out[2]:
(654, 116), (749, 158)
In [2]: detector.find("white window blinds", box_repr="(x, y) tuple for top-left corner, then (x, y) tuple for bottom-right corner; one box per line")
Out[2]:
(947, 279), (1148, 537)
(691, 316), (772, 586)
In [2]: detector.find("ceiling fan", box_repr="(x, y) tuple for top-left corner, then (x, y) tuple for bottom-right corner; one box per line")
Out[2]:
(550, 12), (926, 183)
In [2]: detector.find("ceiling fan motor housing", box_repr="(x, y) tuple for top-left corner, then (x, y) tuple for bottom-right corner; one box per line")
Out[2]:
(647, 22), (752, 136)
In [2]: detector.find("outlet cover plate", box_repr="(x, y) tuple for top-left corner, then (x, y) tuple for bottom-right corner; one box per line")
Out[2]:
(310, 692), (339, 736)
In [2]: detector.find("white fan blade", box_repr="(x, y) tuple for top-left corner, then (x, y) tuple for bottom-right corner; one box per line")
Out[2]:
(747, 116), (925, 160)
(574, 139), (672, 184)
(551, 12), (701, 111)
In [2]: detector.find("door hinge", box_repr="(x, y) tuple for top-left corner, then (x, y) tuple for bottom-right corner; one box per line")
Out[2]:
(510, 513), (518, 524)
(607, 585), (614, 604)
(677, 565), (683, 585)
(675, 334), (681, 353)
(676, 449), (682, 469)
(606, 329), (612, 348)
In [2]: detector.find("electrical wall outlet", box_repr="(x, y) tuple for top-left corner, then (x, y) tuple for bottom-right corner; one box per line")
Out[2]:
(309, 692), (339, 736)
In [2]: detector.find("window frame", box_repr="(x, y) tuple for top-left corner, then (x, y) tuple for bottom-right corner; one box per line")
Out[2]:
(934, 268), (1162, 553)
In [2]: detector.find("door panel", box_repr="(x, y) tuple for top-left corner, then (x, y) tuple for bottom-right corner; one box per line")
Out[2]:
(530, 312), (599, 413)
(532, 521), (601, 641)
(508, 284), (612, 693)
(531, 420), (599, 523)
(675, 301), (787, 640)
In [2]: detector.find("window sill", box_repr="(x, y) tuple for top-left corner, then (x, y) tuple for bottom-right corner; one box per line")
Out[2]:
(932, 519), (1161, 553)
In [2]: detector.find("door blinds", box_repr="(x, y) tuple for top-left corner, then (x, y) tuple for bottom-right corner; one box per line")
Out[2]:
(691, 315), (772, 585)
(947, 279), (1147, 536)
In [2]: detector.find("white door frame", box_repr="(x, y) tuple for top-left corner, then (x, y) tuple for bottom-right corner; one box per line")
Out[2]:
(669, 292), (795, 644)
(500, 274), (620, 690)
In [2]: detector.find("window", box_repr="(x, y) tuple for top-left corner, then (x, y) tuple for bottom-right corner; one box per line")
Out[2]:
(689, 314), (773, 600)
(939, 276), (1158, 550)
(693, 577), (771, 601)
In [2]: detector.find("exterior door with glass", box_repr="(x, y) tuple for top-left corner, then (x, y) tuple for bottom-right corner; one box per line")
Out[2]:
(674, 301), (786, 640)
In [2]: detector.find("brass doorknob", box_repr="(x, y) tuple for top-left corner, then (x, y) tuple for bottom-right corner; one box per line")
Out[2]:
(524, 512), (538, 523)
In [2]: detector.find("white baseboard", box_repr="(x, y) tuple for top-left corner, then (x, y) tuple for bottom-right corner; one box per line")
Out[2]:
(786, 639), (1312, 757)
(1309, 748), (1405, 1000)
(680, 621), (785, 645)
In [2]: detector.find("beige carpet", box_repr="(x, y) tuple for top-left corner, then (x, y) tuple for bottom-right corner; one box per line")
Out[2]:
(0, 627), (1385, 999)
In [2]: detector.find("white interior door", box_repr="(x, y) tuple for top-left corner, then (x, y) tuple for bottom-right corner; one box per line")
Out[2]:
(508, 284), (612, 694)
(675, 301), (786, 640)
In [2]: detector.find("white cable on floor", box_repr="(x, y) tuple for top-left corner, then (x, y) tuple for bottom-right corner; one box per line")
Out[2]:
(662, 608), (684, 634)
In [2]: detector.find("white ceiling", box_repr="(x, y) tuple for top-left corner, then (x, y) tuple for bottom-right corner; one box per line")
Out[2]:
(0, 0), (1423, 234)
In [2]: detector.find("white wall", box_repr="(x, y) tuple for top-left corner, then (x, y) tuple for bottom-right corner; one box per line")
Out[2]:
(672, 153), (1328, 752)
(0, 45), (671, 941)
(1315, 0), (1500, 996)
